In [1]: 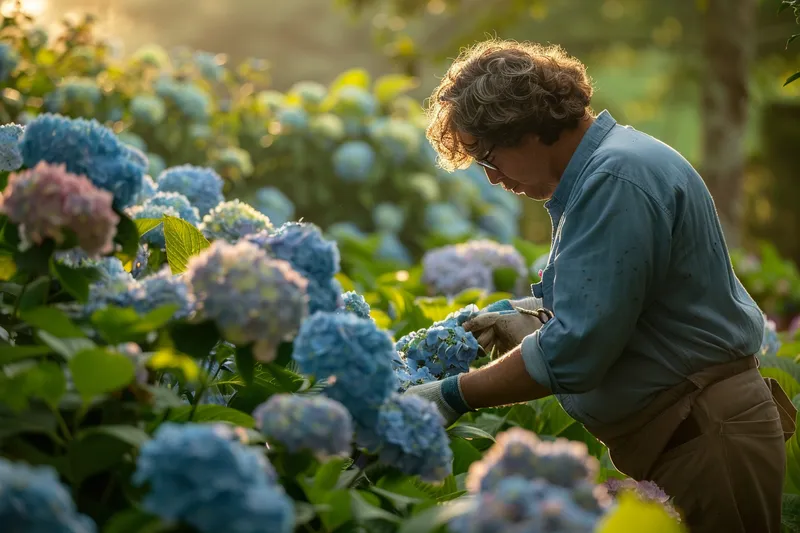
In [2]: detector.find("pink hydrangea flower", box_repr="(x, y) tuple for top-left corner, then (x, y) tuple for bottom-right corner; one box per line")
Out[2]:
(0, 162), (119, 256)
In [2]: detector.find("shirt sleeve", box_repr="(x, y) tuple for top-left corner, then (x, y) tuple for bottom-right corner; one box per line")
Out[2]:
(521, 173), (672, 394)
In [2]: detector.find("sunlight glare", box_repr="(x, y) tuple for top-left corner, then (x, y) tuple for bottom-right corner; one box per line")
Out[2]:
(1, 0), (47, 17)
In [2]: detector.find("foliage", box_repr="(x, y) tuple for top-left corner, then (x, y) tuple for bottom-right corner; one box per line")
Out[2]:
(0, 6), (523, 263)
(781, 0), (800, 85)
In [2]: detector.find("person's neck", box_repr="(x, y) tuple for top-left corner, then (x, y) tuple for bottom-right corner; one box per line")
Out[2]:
(548, 115), (595, 184)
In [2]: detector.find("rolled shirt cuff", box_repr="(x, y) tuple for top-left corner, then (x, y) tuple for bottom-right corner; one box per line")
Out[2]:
(520, 331), (558, 392)
(483, 299), (514, 313)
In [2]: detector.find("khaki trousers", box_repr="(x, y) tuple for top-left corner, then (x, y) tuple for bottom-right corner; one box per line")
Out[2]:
(585, 356), (797, 533)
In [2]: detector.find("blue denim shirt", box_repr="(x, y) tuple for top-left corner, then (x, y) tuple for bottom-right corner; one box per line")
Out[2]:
(520, 110), (765, 427)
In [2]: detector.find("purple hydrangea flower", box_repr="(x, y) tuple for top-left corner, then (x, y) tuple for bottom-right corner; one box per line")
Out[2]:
(253, 394), (353, 459)
(0, 162), (119, 256)
(422, 240), (527, 296)
(0, 458), (97, 533)
(186, 240), (308, 362)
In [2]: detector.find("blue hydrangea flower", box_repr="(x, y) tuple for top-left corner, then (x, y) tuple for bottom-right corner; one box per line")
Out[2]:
(288, 81), (327, 108)
(0, 41), (20, 82)
(146, 192), (200, 224)
(396, 322), (479, 379)
(394, 364), (437, 393)
(253, 394), (353, 458)
(126, 202), (181, 249)
(309, 114), (345, 143)
(365, 394), (453, 482)
(332, 141), (376, 183)
(424, 203), (472, 239)
(292, 311), (397, 426)
(0, 123), (24, 171)
(448, 477), (602, 533)
(133, 174), (158, 205)
(434, 304), (480, 329)
(194, 50), (225, 81)
(130, 94), (167, 125)
(276, 107), (309, 132)
(156, 165), (224, 216)
(330, 86), (377, 117)
(244, 222), (342, 314)
(0, 458), (97, 533)
(19, 114), (146, 208)
(254, 186), (295, 226)
(372, 203), (404, 233)
(55, 250), (128, 281)
(341, 291), (370, 319)
(86, 267), (195, 320)
(200, 200), (273, 243)
(760, 317), (781, 357)
(186, 240), (308, 362)
(57, 77), (102, 107)
(376, 232), (412, 266)
(369, 119), (421, 165)
(326, 222), (367, 242)
(466, 428), (598, 494)
(132, 423), (294, 533)
(155, 79), (211, 122)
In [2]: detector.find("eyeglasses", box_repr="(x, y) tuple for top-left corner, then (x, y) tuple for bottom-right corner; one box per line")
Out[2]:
(474, 146), (499, 172)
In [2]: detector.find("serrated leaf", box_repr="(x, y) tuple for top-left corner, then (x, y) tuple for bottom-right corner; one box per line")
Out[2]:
(163, 215), (210, 274)
(134, 218), (163, 238)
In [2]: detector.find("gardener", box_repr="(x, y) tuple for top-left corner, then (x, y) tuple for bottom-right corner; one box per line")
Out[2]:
(406, 39), (797, 533)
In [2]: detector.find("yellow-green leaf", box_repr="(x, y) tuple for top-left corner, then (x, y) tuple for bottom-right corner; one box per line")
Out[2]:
(163, 215), (210, 274)
(373, 74), (418, 104)
(148, 349), (200, 383)
(596, 493), (687, 533)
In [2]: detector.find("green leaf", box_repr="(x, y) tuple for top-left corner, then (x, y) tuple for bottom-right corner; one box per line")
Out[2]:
(784, 71), (800, 86)
(167, 320), (221, 359)
(0, 402), (57, 442)
(91, 305), (179, 344)
(397, 500), (475, 533)
(26, 361), (66, 408)
(782, 494), (800, 532)
(13, 240), (55, 278)
(786, 422), (800, 494)
(0, 344), (53, 364)
(49, 258), (100, 303)
(373, 74), (418, 104)
(17, 276), (51, 311)
(68, 348), (136, 401)
(452, 288), (486, 306)
(0, 251), (17, 281)
(163, 215), (210, 274)
(447, 424), (496, 443)
(330, 68), (371, 92)
(369, 486), (425, 508)
(350, 490), (402, 524)
(313, 457), (349, 492)
(492, 267), (520, 293)
(69, 425), (151, 485)
(103, 509), (164, 533)
(235, 344), (255, 386)
(19, 306), (85, 338)
(788, 33), (800, 48)
(449, 436), (483, 476)
(761, 367), (800, 400)
(36, 331), (95, 359)
(165, 404), (255, 427)
(134, 218), (163, 238)
(114, 210), (140, 266)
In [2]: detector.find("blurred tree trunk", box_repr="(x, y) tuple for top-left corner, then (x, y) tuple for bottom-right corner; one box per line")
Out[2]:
(700, 0), (758, 248)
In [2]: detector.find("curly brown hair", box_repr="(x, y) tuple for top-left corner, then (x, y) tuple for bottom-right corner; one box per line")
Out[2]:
(425, 39), (595, 171)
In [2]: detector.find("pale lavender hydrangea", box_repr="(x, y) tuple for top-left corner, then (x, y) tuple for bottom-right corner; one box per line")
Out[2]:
(0, 162), (119, 256)
(0, 123), (24, 171)
(200, 200), (273, 243)
(185, 240), (308, 362)
(422, 240), (527, 296)
(253, 394), (353, 459)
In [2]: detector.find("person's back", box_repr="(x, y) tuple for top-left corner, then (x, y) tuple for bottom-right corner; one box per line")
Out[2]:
(550, 121), (766, 427)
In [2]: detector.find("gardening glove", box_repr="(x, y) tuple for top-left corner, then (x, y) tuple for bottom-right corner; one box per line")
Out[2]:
(462, 297), (552, 356)
(404, 374), (473, 427)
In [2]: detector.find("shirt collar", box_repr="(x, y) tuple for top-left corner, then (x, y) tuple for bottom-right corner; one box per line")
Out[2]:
(547, 110), (617, 208)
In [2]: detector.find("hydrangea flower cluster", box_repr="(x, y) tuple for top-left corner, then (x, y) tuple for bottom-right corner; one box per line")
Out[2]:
(186, 240), (308, 362)
(134, 174), (158, 205)
(309, 113), (345, 144)
(760, 316), (781, 357)
(0, 458), (98, 533)
(289, 81), (327, 107)
(156, 165), (224, 216)
(330, 86), (377, 117)
(369, 119), (421, 165)
(291, 311), (396, 426)
(603, 478), (680, 521)
(0, 123), (24, 171)
(130, 94), (167, 125)
(394, 364), (437, 392)
(395, 321), (479, 380)
(424, 203), (472, 240)
(372, 202), (405, 233)
(215, 147), (254, 178)
(200, 200), (273, 243)
(154, 79), (211, 123)
(86, 267), (195, 320)
(246, 222), (343, 314)
(254, 186), (295, 226)
(449, 428), (610, 532)
(128, 192), (201, 248)
(0, 41), (20, 82)
(55, 77), (102, 107)
(340, 290), (370, 319)
(55, 250), (128, 281)
(0, 162), (119, 256)
(19, 114), (146, 208)
(360, 394), (453, 482)
(422, 240), (528, 297)
(253, 393), (354, 459)
(132, 423), (294, 533)
(332, 141), (376, 183)
(276, 107), (309, 132)
(376, 232), (412, 265)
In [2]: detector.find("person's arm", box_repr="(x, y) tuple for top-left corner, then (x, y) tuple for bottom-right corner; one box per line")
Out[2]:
(520, 173), (672, 394)
(459, 345), (551, 408)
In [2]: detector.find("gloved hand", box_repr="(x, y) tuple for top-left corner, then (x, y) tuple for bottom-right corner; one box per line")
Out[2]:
(404, 374), (472, 427)
(462, 297), (552, 356)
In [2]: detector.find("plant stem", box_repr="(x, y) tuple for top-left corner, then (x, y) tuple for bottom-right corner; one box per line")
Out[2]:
(52, 407), (73, 441)
(187, 362), (224, 421)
